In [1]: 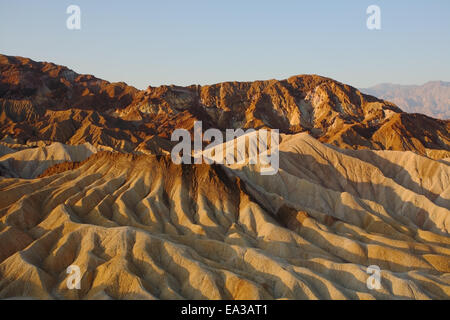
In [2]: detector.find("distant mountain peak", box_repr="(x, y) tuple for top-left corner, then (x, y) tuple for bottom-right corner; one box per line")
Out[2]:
(361, 81), (450, 119)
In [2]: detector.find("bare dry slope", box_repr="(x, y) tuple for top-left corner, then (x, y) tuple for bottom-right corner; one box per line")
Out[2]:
(0, 134), (448, 300)
(0, 142), (98, 178)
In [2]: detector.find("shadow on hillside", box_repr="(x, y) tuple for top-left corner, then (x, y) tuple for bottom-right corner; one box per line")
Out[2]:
(0, 159), (71, 179)
(339, 149), (450, 209)
(275, 150), (448, 237)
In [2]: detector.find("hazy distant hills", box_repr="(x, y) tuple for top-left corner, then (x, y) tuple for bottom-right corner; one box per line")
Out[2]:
(362, 81), (450, 120)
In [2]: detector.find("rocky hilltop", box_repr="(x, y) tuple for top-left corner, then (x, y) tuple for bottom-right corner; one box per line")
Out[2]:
(1, 54), (449, 158)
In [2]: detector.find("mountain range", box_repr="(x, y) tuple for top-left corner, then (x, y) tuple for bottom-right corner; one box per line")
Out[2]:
(1, 54), (449, 159)
(0, 54), (449, 300)
(362, 81), (450, 120)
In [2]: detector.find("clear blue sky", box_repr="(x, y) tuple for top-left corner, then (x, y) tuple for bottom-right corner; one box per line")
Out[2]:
(1, 0), (449, 89)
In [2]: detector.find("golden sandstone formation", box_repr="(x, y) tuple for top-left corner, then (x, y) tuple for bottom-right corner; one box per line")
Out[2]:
(0, 54), (449, 300)
(0, 134), (449, 299)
